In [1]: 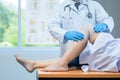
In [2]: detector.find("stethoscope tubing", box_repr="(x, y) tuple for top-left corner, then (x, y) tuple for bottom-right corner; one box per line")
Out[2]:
(64, 3), (92, 19)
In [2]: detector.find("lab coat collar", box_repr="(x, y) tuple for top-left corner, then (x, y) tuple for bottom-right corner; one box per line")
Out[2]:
(69, 0), (89, 12)
(70, 0), (89, 5)
(70, 0), (81, 4)
(81, 0), (89, 5)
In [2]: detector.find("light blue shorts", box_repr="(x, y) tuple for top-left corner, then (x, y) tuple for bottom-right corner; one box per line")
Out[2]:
(117, 60), (120, 72)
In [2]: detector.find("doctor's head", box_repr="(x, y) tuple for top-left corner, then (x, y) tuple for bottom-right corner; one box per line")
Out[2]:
(72, 0), (80, 2)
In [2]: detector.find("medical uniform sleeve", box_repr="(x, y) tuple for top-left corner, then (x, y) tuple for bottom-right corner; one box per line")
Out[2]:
(94, 1), (114, 32)
(48, 3), (67, 44)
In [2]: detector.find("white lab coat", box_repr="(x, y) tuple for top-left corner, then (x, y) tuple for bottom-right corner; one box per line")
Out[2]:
(89, 33), (120, 72)
(48, 0), (114, 64)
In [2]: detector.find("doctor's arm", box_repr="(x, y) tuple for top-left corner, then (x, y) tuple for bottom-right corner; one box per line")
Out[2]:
(48, 4), (84, 44)
(48, 4), (68, 44)
(94, 1), (114, 33)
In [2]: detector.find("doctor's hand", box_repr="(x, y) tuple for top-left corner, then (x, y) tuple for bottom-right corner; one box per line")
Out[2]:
(94, 23), (110, 33)
(64, 31), (84, 41)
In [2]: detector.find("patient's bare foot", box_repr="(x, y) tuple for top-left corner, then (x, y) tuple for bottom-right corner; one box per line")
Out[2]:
(15, 54), (35, 73)
(41, 61), (69, 72)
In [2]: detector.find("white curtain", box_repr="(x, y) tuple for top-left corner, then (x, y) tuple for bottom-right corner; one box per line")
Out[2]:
(25, 0), (60, 45)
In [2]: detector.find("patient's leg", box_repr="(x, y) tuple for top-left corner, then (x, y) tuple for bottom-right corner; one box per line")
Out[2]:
(15, 54), (60, 73)
(15, 24), (100, 72)
(41, 39), (87, 72)
(41, 24), (101, 72)
(15, 39), (88, 72)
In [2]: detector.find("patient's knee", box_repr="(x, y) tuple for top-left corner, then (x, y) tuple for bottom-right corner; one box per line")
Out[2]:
(80, 24), (93, 41)
(80, 24), (100, 44)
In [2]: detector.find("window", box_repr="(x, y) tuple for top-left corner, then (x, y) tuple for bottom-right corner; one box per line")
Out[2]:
(0, 0), (18, 47)
(0, 0), (60, 47)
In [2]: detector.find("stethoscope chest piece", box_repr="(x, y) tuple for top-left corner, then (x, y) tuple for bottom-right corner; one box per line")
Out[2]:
(87, 12), (92, 19)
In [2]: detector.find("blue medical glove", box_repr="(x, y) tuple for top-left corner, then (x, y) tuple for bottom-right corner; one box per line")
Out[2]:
(64, 31), (84, 41)
(94, 23), (110, 33)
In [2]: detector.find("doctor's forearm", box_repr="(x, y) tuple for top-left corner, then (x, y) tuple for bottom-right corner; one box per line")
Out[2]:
(48, 25), (67, 43)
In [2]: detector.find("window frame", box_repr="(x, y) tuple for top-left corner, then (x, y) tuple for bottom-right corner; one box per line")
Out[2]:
(0, 0), (59, 52)
(18, 0), (21, 48)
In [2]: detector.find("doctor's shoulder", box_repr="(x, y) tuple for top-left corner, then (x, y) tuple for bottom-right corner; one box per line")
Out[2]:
(52, 1), (70, 13)
(87, 0), (105, 13)
(90, 0), (104, 8)
(59, 0), (72, 8)
(53, 0), (66, 9)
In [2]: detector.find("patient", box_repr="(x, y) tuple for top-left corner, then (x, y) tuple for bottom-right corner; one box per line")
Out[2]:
(15, 24), (120, 73)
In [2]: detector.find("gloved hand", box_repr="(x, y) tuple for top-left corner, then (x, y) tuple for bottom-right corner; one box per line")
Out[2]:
(94, 23), (110, 33)
(64, 31), (84, 41)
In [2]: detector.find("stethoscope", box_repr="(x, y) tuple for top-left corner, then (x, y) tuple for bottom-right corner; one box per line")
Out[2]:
(64, 3), (92, 19)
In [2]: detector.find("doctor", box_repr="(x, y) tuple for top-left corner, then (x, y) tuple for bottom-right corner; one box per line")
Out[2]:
(48, 0), (114, 67)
